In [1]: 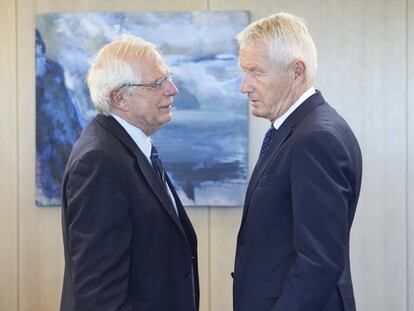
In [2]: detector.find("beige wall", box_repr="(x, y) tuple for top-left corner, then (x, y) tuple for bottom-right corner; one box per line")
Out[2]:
(408, 0), (414, 310)
(0, 0), (18, 310)
(0, 0), (412, 310)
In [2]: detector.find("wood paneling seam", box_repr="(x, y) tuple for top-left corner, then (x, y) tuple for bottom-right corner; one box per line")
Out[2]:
(406, 1), (411, 310)
(14, 0), (19, 310)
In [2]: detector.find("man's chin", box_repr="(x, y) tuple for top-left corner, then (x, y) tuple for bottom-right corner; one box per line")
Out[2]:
(251, 109), (264, 118)
(159, 113), (172, 125)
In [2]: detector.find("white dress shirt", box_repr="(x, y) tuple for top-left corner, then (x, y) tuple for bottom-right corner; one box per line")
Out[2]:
(112, 113), (179, 216)
(273, 86), (316, 130)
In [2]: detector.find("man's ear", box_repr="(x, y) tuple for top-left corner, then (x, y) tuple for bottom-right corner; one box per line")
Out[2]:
(110, 89), (129, 111)
(292, 60), (306, 80)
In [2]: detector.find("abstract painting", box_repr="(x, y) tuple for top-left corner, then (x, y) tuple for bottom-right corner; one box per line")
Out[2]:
(35, 11), (249, 206)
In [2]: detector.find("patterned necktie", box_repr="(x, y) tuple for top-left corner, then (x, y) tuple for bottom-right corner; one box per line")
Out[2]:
(150, 144), (166, 185)
(259, 125), (277, 158)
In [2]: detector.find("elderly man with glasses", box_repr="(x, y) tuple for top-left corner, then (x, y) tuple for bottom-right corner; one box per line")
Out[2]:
(60, 35), (199, 311)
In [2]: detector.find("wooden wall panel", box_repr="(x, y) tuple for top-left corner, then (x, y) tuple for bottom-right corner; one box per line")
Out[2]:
(17, 0), (64, 307)
(16, 1), (208, 311)
(408, 0), (414, 310)
(0, 0), (18, 310)
(314, 3), (407, 311)
(187, 208), (210, 311)
(34, 0), (207, 12)
(210, 207), (242, 311)
(210, 1), (407, 310)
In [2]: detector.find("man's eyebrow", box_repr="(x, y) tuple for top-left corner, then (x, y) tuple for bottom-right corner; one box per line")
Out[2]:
(241, 65), (265, 73)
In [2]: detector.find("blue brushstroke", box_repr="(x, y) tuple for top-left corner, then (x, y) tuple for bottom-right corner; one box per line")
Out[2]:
(36, 29), (83, 205)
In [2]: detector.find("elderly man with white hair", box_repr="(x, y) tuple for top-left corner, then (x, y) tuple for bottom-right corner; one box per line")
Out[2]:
(232, 13), (362, 311)
(60, 35), (199, 311)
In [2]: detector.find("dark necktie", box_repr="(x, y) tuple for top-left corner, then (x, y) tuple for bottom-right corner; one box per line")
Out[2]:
(150, 144), (180, 218)
(150, 144), (166, 185)
(259, 125), (277, 158)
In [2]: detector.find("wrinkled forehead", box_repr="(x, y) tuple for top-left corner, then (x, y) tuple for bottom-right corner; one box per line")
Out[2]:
(239, 41), (271, 65)
(239, 39), (270, 56)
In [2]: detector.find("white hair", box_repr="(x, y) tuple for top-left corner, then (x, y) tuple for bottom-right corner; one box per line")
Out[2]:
(237, 12), (317, 82)
(86, 35), (158, 115)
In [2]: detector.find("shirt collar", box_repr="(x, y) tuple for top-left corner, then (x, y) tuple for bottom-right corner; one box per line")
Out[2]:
(111, 113), (152, 161)
(273, 86), (316, 130)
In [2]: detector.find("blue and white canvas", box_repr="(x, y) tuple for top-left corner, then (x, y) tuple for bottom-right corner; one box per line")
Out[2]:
(35, 11), (249, 206)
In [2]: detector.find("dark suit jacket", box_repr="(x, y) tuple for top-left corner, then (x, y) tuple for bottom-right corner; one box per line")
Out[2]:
(60, 115), (199, 311)
(233, 91), (362, 311)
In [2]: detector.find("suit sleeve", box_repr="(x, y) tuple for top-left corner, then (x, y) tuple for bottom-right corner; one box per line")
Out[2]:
(273, 130), (354, 311)
(64, 150), (133, 311)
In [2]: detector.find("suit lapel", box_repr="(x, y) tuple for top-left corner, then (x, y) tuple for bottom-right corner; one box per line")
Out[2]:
(240, 91), (326, 230)
(166, 175), (196, 248)
(95, 115), (187, 235)
(167, 176), (198, 250)
(241, 125), (293, 222)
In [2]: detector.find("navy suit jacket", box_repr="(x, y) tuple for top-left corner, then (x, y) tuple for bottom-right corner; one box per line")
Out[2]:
(233, 91), (362, 311)
(60, 115), (199, 311)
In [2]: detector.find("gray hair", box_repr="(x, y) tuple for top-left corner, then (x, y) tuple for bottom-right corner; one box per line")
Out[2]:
(237, 12), (317, 82)
(86, 35), (158, 115)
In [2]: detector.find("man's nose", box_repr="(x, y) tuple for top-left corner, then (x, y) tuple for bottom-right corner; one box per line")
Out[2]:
(240, 73), (254, 94)
(164, 79), (178, 96)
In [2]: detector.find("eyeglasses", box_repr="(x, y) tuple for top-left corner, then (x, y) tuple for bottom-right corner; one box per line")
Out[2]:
(120, 72), (174, 90)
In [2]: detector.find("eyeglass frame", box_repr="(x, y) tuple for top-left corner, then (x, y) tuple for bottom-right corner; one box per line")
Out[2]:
(119, 72), (174, 90)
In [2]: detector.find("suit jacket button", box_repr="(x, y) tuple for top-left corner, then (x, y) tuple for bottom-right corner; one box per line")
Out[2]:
(230, 272), (234, 279)
(185, 272), (192, 279)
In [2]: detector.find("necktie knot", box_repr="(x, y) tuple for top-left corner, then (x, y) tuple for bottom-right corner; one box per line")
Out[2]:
(150, 144), (159, 159)
(259, 126), (277, 158)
